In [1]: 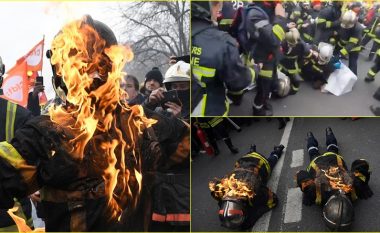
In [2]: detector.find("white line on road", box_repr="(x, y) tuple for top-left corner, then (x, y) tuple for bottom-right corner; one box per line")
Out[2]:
(252, 118), (294, 232)
(283, 187), (303, 223)
(290, 149), (304, 168)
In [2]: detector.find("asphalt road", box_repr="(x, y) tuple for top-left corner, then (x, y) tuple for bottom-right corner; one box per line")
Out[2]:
(229, 46), (380, 116)
(191, 118), (380, 232)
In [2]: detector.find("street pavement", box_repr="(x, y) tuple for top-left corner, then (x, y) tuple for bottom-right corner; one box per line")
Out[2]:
(229, 47), (380, 116)
(191, 118), (380, 232)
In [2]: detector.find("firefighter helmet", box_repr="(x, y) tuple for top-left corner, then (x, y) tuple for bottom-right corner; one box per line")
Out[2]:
(219, 199), (245, 229)
(285, 28), (300, 47)
(317, 42), (334, 65)
(276, 70), (291, 97)
(164, 61), (190, 84)
(323, 193), (354, 231)
(341, 10), (358, 29)
(48, 15), (118, 102)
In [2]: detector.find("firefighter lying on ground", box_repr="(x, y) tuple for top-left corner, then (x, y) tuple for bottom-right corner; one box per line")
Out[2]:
(0, 15), (189, 232)
(209, 144), (285, 230)
(296, 127), (373, 231)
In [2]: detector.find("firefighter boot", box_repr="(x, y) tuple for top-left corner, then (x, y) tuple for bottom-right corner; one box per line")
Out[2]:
(307, 132), (319, 150)
(368, 52), (375, 61)
(364, 76), (375, 82)
(273, 144), (285, 159)
(224, 138), (239, 154)
(373, 88), (380, 101)
(252, 105), (273, 116)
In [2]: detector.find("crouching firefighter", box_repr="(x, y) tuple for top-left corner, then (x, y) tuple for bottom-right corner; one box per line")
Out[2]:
(209, 144), (285, 230)
(296, 127), (373, 231)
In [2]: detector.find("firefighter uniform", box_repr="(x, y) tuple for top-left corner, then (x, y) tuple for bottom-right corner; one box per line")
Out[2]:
(210, 146), (284, 230)
(0, 97), (34, 232)
(361, 5), (380, 60)
(196, 117), (238, 155)
(314, 4), (342, 44)
(0, 105), (168, 231)
(304, 55), (338, 89)
(336, 22), (363, 75)
(365, 25), (380, 82)
(243, 3), (288, 115)
(279, 39), (313, 94)
(191, 18), (255, 116)
(297, 129), (373, 206)
(217, 1), (247, 33)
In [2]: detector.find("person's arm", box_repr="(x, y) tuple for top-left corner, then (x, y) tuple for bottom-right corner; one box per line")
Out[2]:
(296, 170), (316, 205)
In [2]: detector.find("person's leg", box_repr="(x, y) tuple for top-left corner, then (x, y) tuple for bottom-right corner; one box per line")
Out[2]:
(213, 122), (239, 154)
(348, 52), (358, 75)
(253, 63), (274, 116)
(307, 131), (320, 161)
(325, 127), (339, 154)
(365, 56), (380, 82)
(266, 145), (285, 170)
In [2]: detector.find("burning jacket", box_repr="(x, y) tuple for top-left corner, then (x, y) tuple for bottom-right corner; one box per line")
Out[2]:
(296, 152), (372, 206)
(209, 152), (277, 229)
(0, 104), (162, 232)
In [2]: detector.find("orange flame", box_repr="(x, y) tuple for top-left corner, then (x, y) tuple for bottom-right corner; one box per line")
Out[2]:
(7, 206), (45, 233)
(45, 17), (156, 222)
(209, 174), (255, 200)
(321, 166), (352, 193)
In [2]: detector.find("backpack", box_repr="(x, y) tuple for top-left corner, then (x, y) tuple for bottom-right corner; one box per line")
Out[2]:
(231, 5), (270, 55)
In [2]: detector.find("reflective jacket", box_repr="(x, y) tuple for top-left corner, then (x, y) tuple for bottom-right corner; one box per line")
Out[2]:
(314, 5), (342, 44)
(337, 23), (364, 56)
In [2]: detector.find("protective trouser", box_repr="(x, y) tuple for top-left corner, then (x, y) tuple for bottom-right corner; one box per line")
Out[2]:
(307, 132), (339, 161)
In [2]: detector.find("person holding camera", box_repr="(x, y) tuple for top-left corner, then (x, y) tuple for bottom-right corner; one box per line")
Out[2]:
(144, 61), (190, 121)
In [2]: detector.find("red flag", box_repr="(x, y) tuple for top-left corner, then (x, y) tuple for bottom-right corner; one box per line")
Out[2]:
(0, 61), (29, 107)
(11, 38), (44, 73)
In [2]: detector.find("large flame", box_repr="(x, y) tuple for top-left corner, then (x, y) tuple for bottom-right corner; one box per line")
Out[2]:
(209, 174), (255, 200)
(321, 166), (352, 193)
(42, 17), (155, 222)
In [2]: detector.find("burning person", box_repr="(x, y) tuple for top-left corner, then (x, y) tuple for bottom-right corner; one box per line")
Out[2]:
(208, 143), (285, 230)
(296, 127), (373, 231)
(0, 15), (189, 232)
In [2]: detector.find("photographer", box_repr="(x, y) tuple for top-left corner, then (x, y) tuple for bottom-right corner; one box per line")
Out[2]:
(144, 61), (190, 121)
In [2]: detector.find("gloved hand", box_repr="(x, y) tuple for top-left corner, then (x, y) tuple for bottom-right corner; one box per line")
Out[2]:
(334, 61), (342, 69)
(351, 159), (371, 183)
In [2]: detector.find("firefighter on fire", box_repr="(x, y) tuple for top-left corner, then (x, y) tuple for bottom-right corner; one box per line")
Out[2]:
(279, 28), (313, 95)
(231, 1), (292, 116)
(314, 1), (343, 45)
(0, 57), (34, 232)
(191, 0), (258, 116)
(0, 15), (189, 232)
(209, 144), (285, 230)
(336, 10), (363, 75)
(296, 127), (373, 231)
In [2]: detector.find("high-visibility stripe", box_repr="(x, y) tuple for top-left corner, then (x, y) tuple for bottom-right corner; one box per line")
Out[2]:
(374, 38), (380, 44)
(243, 152), (271, 175)
(291, 84), (299, 91)
(315, 181), (322, 205)
(5, 101), (17, 142)
(307, 152), (344, 172)
(273, 24), (285, 41)
(219, 19), (233, 26)
(259, 69), (273, 78)
(354, 171), (366, 183)
(152, 213), (190, 222)
(267, 190), (275, 208)
(303, 33), (313, 41)
(200, 94), (207, 116)
(228, 90), (244, 95)
(312, 65), (323, 73)
(317, 18), (326, 24)
(326, 21), (332, 28)
(223, 99), (229, 117)
(348, 37), (359, 44)
(368, 69), (376, 77)
(209, 117), (223, 127)
(340, 48), (348, 56)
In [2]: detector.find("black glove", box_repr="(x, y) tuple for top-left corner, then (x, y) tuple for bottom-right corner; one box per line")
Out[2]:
(351, 159), (371, 184)
(302, 185), (316, 206)
(354, 177), (373, 199)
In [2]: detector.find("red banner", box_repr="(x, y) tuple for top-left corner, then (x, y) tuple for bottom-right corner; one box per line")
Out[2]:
(9, 38), (44, 73)
(0, 61), (29, 107)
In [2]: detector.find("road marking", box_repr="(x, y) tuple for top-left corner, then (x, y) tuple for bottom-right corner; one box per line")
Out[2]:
(283, 187), (303, 223)
(252, 118), (294, 232)
(290, 149), (304, 168)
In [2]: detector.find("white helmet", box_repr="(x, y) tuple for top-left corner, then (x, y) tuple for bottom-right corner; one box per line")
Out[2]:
(341, 10), (357, 29)
(318, 42), (334, 65)
(164, 60), (190, 85)
(285, 28), (301, 47)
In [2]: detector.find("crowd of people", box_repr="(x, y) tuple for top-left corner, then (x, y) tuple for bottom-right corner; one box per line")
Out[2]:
(191, 0), (380, 116)
(0, 15), (190, 232)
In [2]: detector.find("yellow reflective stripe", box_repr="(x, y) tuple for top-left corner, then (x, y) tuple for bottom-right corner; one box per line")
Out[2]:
(267, 190), (275, 208)
(340, 48), (348, 56)
(317, 18), (326, 24)
(228, 90), (244, 95)
(312, 65), (323, 73)
(348, 37), (359, 44)
(368, 33), (376, 38)
(291, 85), (299, 91)
(305, 52), (313, 59)
(272, 24), (285, 41)
(297, 18), (304, 24)
(303, 33), (313, 41)
(209, 117), (223, 127)
(326, 21), (332, 28)
(198, 122), (210, 128)
(192, 66), (216, 88)
(377, 49), (380, 56)
(249, 67), (256, 84)
(307, 152), (342, 172)
(315, 182), (322, 205)
(368, 69), (376, 77)
(374, 38), (380, 44)
(219, 19), (233, 25)
(200, 94), (207, 116)
(223, 99), (229, 117)
(355, 172), (366, 183)
(243, 152), (271, 175)
(259, 69), (273, 78)
(0, 141), (25, 168)
(351, 46), (361, 52)
(5, 101), (17, 142)
(284, 55), (299, 59)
